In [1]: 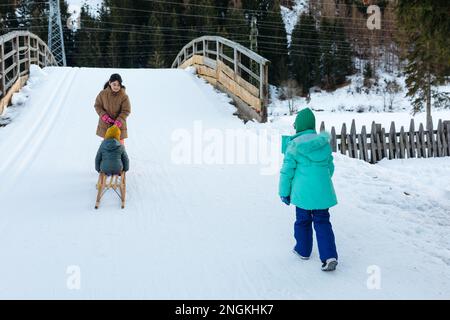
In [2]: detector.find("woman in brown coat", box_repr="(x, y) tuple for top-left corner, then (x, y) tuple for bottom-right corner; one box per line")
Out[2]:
(94, 73), (131, 144)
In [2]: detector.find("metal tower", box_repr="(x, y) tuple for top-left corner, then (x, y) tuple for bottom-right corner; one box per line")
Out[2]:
(48, 0), (66, 66)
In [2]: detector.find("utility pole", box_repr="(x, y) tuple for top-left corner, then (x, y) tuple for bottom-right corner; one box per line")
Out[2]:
(249, 15), (258, 86)
(48, 0), (66, 66)
(249, 15), (258, 53)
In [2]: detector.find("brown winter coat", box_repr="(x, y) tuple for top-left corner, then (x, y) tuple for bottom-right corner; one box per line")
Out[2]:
(94, 87), (131, 139)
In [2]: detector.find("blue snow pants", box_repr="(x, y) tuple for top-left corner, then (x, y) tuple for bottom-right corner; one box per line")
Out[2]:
(294, 207), (338, 263)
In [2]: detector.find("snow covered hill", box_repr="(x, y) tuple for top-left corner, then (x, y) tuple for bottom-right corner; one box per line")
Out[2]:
(0, 66), (449, 299)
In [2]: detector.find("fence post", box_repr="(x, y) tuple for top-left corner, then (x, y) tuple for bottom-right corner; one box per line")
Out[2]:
(416, 123), (422, 158)
(437, 119), (443, 157)
(399, 126), (406, 159)
(381, 127), (387, 160)
(360, 125), (368, 162)
(375, 123), (383, 160)
(330, 126), (337, 152)
(320, 121), (325, 132)
(408, 118), (415, 158)
(349, 119), (357, 158)
(388, 121), (395, 159)
(419, 123), (426, 157)
(445, 121), (450, 156)
(341, 123), (347, 155)
(427, 117), (436, 157)
(442, 121), (448, 157)
(370, 122), (377, 163)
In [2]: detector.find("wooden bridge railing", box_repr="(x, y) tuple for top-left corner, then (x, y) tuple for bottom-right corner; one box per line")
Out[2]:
(320, 118), (450, 163)
(172, 36), (270, 123)
(1, 31), (58, 114)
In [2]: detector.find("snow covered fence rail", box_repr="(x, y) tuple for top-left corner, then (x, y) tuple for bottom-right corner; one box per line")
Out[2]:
(172, 36), (270, 123)
(0, 31), (57, 114)
(320, 118), (450, 163)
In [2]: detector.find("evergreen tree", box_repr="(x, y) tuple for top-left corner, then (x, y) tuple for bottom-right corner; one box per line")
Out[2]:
(15, 0), (34, 30)
(291, 12), (320, 96)
(73, 4), (100, 67)
(147, 13), (165, 68)
(108, 30), (120, 68)
(126, 26), (138, 68)
(184, 0), (217, 40)
(318, 18), (352, 90)
(0, 0), (19, 34)
(257, 0), (289, 86)
(318, 18), (335, 90)
(166, 8), (183, 67)
(397, 0), (450, 123)
(222, 5), (250, 47)
(59, 0), (76, 66)
(96, 1), (113, 68)
(333, 20), (352, 85)
(29, 1), (49, 42)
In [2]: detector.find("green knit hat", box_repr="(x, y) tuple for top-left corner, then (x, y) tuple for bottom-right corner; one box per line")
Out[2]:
(294, 108), (316, 133)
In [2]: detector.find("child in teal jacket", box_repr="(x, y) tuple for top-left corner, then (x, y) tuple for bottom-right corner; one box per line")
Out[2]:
(279, 108), (338, 271)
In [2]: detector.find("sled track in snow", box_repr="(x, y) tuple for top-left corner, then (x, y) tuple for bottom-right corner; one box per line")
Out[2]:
(0, 69), (78, 191)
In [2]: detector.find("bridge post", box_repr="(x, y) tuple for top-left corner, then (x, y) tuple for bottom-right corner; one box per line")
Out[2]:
(27, 35), (31, 72)
(15, 35), (20, 80)
(233, 47), (238, 80)
(216, 40), (220, 61)
(259, 63), (269, 122)
(1, 40), (5, 97)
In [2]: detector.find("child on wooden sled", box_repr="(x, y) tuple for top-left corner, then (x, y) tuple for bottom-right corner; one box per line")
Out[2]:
(95, 125), (129, 176)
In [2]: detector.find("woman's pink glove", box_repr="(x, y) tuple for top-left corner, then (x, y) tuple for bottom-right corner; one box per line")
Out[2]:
(101, 114), (115, 124)
(114, 120), (122, 128)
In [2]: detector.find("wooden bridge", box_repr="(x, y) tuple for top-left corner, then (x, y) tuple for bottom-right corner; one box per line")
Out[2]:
(172, 36), (270, 123)
(0, 31), (57, 114)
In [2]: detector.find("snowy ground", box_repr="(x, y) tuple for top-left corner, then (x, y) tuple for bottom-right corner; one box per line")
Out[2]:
(269, 73), (450, 118)
(0, 66), (449, 299)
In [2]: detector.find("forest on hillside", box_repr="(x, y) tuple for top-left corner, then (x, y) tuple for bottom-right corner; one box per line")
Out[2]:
(1, 0), (449, 111)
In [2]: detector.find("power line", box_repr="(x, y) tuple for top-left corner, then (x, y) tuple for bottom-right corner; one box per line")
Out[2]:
(10, 24), (393, 53)
(104, 5), (400, 29)
(137, 0), (401, 23)
(74, 17), (398, 42)
(2, 5), (400, 34)
(6, 21), (398, 54)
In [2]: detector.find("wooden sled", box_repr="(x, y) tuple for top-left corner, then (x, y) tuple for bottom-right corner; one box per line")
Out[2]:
(95, 171), (126, 209)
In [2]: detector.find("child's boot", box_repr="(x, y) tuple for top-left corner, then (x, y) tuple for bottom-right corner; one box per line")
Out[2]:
(292, 249), (310, 260)
(321, 258), (338, 271)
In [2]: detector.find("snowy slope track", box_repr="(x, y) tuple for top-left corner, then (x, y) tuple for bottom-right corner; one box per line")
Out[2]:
(0, 68), (78, 191)
(0, 66), (449, 299)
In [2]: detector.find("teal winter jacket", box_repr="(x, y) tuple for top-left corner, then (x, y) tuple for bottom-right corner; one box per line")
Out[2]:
(279, 129), (337, 210)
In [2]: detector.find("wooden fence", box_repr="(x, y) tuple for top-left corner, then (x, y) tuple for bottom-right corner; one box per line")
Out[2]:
(320, 118), (450, 163)
(172, 36), (270, 123)
(1, 31), (57, 114)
